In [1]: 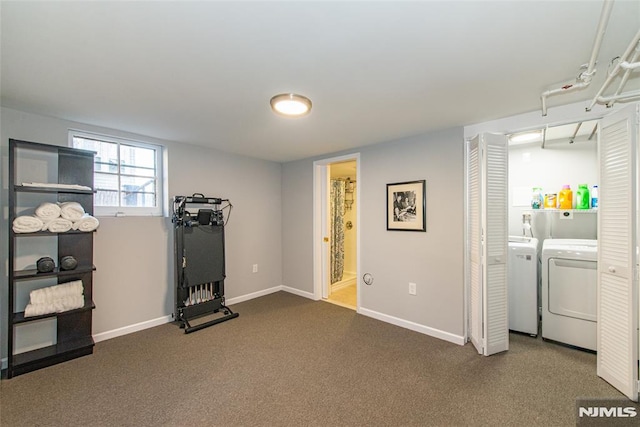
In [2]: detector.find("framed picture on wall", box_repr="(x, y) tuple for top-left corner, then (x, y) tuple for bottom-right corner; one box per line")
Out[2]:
(387, 180), (426, 232)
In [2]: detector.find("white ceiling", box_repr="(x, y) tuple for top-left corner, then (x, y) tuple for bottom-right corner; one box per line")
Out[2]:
(2, 1), (639, 162)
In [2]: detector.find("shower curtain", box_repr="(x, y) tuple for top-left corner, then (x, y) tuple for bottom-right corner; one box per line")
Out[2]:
(330, 179), (346, 284)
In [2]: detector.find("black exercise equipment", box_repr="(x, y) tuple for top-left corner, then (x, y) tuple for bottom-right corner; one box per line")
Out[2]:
(171, 193), (238, 333)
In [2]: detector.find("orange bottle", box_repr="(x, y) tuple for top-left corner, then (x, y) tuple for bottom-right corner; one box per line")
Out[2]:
(558, 185), (573, 209)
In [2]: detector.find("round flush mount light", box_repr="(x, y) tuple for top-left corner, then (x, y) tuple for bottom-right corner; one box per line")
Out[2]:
(509, 131), (542, 144)
(270, 93), (312, 117)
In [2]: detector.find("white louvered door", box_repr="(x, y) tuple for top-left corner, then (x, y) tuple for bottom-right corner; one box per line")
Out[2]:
(597, 105), (639, 401)
(467, 136), (483, 354)
(483, 134), (509, 355)
(467, 133), (508, 356)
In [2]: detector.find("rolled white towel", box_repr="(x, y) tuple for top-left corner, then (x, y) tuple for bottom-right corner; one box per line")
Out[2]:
(60, 202), (85, 221)
(72, 214), (100, 232)
(35, 202), (62, 221)
(30, 280), (84, 305)
(24, 295), (85, 317)
(12, 215), (44, 233)
(42, 217), (73, 233)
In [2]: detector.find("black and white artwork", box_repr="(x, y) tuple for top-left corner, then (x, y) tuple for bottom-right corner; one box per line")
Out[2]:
(387, 180), (426, 231)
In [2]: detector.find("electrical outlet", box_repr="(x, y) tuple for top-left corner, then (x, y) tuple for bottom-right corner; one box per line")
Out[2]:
(409, 282), (417, 295)
(252, 264), (258, 273)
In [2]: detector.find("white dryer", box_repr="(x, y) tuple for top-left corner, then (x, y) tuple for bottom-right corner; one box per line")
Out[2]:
(541, 239), (597, 351)
(508, 236), (539, 335)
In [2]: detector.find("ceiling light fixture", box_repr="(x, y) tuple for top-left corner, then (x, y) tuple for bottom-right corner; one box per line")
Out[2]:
(270, 93), (312, 117)
(509, 131), (542, 145)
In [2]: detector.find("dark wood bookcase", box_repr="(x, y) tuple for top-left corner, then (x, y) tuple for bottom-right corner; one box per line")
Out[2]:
(5, 139), (96, 378)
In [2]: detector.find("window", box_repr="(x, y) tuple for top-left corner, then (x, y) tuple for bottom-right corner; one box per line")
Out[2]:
(70, 131), (163, 216)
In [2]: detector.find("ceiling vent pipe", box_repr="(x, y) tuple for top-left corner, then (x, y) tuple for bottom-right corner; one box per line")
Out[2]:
(540, 0), (614, 116)
(586, 28), (640, 111)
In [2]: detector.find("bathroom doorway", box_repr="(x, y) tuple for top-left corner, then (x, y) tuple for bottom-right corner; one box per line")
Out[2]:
(312, 153), (360, 312)
(326, 160), (357, 309)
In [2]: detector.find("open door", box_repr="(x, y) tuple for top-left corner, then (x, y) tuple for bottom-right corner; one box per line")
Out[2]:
(597, 104), (639, 401)
(466, 133), (509, 356)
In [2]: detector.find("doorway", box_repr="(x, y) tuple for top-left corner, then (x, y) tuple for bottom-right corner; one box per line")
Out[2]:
(326, 161), (357, 309)
(313, 153), (360, 312)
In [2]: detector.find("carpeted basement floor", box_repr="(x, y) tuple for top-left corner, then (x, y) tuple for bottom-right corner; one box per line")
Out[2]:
(0, 291), (625, 426)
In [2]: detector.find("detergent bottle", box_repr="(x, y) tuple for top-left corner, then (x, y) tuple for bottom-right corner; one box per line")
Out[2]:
(576, 184), (590, 209)
(558, 185), (573, 209)
(531, 187), (543, 209)
(591, 185), (599, 208)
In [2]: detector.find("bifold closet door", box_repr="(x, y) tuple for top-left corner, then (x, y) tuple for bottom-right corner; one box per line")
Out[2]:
(467, 133), (508, 356)
(597, 104), (639, 401)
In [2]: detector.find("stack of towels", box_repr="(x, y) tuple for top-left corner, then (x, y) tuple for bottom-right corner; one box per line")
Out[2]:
(12, 202), (99, 233)
(24, 280), (85, 317)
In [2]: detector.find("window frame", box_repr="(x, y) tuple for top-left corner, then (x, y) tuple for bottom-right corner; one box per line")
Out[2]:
(69, 130), (164, 217)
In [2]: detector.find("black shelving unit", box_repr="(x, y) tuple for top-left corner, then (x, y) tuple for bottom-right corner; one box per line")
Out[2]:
(5, 139), (96, 378)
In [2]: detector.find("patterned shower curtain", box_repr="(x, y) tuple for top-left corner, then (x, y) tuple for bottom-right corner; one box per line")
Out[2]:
(330, 179), (346, 284)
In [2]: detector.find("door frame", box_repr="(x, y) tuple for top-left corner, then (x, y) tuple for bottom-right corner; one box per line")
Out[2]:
(313, 152), (361, 311)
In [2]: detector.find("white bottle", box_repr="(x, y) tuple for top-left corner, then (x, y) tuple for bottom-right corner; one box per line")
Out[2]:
(591, 185), (598, 208)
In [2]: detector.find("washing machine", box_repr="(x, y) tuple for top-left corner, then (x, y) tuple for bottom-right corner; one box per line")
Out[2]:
(508, 236), (539, 336)
(541, 239), (597, 351)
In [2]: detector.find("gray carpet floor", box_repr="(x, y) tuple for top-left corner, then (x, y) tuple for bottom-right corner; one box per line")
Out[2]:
(0, 291), (623, 426)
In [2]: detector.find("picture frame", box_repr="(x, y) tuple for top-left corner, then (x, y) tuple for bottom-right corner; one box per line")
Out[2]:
(386, 180), (426, 232)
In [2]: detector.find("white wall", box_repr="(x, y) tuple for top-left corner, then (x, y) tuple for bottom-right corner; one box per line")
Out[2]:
(509, 140), (598, 240)
(1, 107), (283, 358)
(282, 127), (465, 341)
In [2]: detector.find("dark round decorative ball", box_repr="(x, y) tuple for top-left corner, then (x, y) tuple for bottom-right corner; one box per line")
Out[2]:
(36, 257), (55, 273)
(60, 255), (78, 271)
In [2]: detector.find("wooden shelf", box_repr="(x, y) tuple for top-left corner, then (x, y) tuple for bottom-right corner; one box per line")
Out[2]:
(12, 230), (96, 237)
(11, 336), (95, 372)
(13, 301), (95, 324)
(14, 265), (96, 281)
(6, 138), (96, 379)
(14, 185), (95, 195)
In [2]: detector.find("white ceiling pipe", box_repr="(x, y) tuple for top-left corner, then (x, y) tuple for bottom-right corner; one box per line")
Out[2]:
(619, 60), (640, 70)
(540, 0), (614, 116)
(581, 0), (615, 81)
(597, 89), (640, 104)
(541, 81), (589, 116)
(607, 47), (640, 107)
(586, 27), (640, 111)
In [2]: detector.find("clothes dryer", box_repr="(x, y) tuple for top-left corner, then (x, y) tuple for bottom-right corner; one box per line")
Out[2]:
(508, 236), (539, 335)
(541, 239), (597, 351)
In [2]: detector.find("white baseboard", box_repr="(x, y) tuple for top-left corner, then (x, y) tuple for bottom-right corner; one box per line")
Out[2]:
(85, 288), (462, 350)
(358, 307), (465, 346)
(225, 286), (283, 306)
(281, 285), (316, 300)
(93, 315), (173, 343)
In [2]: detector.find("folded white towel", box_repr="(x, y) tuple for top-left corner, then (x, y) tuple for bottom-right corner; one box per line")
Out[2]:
(60, 202), (85, 221)
(42, 217), (73, 233)
(12, 216), (44, 233)
(30, 280), (84, 305)
(24, 295), (85, 317)
(34, 202), (62, 221)
(72, 214), (100, 232)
